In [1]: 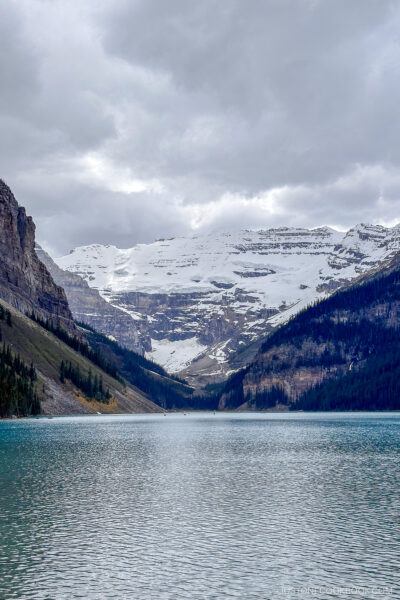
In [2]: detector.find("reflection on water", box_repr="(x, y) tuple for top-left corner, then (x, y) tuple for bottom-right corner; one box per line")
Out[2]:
(0, 412), (398, 599)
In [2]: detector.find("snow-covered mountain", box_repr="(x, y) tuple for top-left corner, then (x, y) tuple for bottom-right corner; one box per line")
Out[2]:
(55, 224), (400, 384)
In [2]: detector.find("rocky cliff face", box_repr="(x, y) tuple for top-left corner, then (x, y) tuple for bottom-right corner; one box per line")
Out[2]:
(0, 180), (74, 330)
(55, 224), (400, 383)
(36, 245), (147, 354)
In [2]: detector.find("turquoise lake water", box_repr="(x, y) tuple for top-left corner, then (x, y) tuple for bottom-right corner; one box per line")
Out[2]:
(0, 412), (399, 599)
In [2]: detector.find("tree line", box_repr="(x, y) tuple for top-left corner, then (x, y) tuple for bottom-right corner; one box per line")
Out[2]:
(218, 259), (400, 411)
(0, 340), (40, 417)
(80, 323), (195, 409)
(77, 320), (187, 384)
(296, 343), (400, 411)
(60, 360), (111, 403)
(0, 305), (12, 326)
(30, 312), (122, 381)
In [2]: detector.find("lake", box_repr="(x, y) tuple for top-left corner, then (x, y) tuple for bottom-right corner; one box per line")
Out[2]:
(0, 412), (398, 599)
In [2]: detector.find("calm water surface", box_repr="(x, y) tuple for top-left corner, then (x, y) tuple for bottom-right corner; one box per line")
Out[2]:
(0, 412), (398, 599)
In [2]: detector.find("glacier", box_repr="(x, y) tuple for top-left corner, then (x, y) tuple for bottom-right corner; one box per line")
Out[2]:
(55, 223), (400, 384)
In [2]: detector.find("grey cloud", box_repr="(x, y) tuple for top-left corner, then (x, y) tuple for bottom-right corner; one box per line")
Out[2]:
(1, 0), (400, 254)
(103, 0), (400, 189)
(11, 174), (189, 256)
(0, 3), (40, 116)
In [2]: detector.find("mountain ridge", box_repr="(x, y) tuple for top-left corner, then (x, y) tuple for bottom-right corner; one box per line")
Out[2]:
(54, 222), (400, 383)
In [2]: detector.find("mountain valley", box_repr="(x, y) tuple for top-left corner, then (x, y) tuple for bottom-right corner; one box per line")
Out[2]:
(0, 180), (187, 416)
(2, 176), (400, 416)
(55, 224), (400, 384)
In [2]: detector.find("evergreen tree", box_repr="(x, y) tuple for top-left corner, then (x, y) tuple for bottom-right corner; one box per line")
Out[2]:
(0, 343), (40, 417)
(60, 360), (111, 403)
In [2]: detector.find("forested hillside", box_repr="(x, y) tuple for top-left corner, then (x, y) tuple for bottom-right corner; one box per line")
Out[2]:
(219, 256), (400, 411)
(0, 300), (162, 416)
(0, 306), (40, 417)
(78, 323), (195, 410)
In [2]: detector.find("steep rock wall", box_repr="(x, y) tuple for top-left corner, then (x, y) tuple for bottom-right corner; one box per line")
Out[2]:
(0, 180), (74, 331)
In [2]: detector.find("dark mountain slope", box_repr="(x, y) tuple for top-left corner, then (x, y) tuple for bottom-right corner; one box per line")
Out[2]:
(0, 180), (171, 416)
(0, 299), (161, 416)
(77, 322), (194, 410)
(0, 305), (40, 417)
(296, 348), (400, 411)
(219, 254), (400, 410)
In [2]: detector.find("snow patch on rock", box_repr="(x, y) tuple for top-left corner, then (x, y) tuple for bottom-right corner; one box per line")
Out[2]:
(146, 337), (207, 373)
(56, 224), (400, 379)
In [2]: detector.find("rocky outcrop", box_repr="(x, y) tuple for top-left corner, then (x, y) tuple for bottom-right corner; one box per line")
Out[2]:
(0, 180), (74, 330)
(36, 245), (147, 354)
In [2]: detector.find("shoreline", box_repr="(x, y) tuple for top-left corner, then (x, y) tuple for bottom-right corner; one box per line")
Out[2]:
(2, 408), (400, 421)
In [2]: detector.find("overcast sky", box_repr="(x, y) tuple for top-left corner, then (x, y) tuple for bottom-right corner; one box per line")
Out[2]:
(2, 0), (400, 255)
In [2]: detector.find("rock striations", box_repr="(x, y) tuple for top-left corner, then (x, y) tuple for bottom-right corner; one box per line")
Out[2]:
(55, 224), (400, 383)
(36, 245), (147, 354)
(0, 180), (74, 331)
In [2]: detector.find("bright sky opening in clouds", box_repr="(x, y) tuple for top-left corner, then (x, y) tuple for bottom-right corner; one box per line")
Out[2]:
(2, 0), (400, 254)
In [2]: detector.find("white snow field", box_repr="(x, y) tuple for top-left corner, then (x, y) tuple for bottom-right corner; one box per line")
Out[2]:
(56, 224), (400, 376)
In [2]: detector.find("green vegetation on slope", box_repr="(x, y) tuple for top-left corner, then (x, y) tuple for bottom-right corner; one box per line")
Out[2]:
(219, 257), (400, 411)
(75, 320), (186, 383)
(77, 323), (195, 409)
(60, 361), (111, 403)
(0, 315), (40, 417)
(0, 300), (159, 415)
(30, 313), (121, 380)
(296, 345), (400, 411)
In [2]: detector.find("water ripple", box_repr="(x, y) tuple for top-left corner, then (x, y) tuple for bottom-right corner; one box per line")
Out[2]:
(0, 412), (399, 599)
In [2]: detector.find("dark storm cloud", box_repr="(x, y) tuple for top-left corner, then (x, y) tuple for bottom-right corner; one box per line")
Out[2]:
(1, 0), (400, 254)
